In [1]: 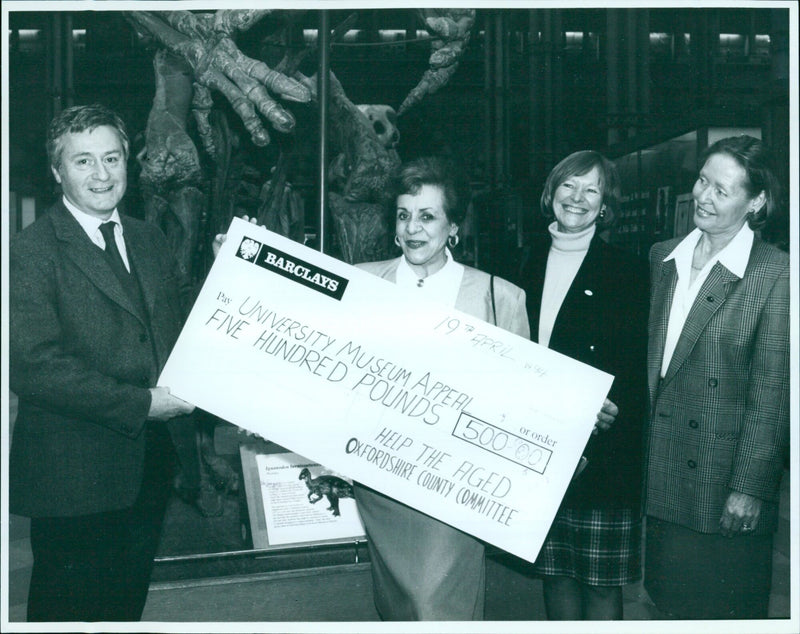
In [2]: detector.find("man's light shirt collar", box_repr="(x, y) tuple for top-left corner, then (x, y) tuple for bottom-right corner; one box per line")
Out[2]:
(63, 195), (124, 244)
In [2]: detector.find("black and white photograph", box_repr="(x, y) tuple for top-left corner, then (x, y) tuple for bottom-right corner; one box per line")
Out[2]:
(2, 1), (796, 632)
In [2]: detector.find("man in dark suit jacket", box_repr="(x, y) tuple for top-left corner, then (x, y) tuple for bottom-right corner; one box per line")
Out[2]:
(9, 104), (196, 621)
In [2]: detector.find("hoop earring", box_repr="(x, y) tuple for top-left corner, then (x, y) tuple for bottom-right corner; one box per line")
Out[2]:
(448, 234), (459, 249)
(394, 235), (401, 247)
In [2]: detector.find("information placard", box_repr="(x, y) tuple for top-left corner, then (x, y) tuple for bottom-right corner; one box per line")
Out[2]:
(239, 445), (365, 550)
(159, 218), (614, 562)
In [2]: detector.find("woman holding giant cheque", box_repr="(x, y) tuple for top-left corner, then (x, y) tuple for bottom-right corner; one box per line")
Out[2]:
(352, 156), (530, 620)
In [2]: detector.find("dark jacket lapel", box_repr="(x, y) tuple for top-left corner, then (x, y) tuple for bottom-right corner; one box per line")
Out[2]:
(554, 236), (605, 327)
(122, 216), (159, 314)
(520, 234), (550, 343)
(50, 203), (142, 322)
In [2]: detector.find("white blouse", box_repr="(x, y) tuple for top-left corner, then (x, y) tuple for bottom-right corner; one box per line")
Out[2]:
(660, 224), (754, 377)
(395, 248), (465, 308)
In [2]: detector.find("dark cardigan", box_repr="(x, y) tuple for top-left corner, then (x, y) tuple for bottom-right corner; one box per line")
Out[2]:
(517, 232), (648, 510)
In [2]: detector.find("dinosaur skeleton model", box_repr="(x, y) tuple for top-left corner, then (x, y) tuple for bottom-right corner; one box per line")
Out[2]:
(125, 8), (475, 268)
(124, 9), (473, 513)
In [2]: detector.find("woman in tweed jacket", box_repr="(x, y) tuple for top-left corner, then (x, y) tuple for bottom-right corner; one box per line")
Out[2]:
(644, 135), (789, 619)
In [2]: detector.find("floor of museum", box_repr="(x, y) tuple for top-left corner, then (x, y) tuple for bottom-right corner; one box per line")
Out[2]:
(8, 478), (791, 624)
(7, 391), (792, 624)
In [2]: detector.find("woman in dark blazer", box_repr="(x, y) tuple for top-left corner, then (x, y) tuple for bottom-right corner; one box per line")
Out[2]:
(643, 135), (789, 619)
(353, 156), (529, 620)
(517, 150), (648, 620)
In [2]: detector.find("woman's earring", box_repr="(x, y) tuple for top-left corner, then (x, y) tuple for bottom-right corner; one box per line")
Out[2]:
(448, 234), (459, 249)
(599, 207), (606, 220)
(394, 235), (401, 247)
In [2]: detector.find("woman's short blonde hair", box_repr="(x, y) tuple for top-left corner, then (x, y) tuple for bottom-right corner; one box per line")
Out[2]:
(540, 150), (620, 229)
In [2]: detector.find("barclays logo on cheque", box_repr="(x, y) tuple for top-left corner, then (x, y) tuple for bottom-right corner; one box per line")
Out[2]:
(236, 237), (349, 300)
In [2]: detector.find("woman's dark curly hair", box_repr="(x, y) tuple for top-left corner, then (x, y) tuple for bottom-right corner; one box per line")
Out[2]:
(389, 156), (468, 226)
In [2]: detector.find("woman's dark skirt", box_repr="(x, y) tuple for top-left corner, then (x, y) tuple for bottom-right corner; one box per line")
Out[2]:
(645, 516), (773, 619)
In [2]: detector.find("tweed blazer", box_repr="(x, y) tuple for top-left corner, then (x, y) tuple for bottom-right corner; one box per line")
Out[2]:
(10, 202), (194, 517)
(518, 233), (648, 509)
(356, 257), (529, 338)
(644, 235), (790, 534)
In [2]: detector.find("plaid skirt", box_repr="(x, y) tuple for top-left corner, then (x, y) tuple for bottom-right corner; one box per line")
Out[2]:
(533, 507), (642, 586)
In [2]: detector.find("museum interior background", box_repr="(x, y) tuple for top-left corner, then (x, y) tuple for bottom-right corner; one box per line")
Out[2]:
(7, 7), (792, 622)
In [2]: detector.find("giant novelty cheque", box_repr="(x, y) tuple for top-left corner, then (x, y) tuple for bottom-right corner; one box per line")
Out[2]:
(159, 218), (613, 562)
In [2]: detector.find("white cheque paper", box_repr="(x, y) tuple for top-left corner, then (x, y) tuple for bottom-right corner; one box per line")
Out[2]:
(160, 218), (614, 562)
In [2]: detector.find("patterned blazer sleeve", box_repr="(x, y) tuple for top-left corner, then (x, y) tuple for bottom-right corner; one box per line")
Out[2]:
(730, 255), (790, 500)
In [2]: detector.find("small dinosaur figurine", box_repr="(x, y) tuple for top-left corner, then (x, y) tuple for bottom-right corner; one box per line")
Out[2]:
(298, 467), (354, 517)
